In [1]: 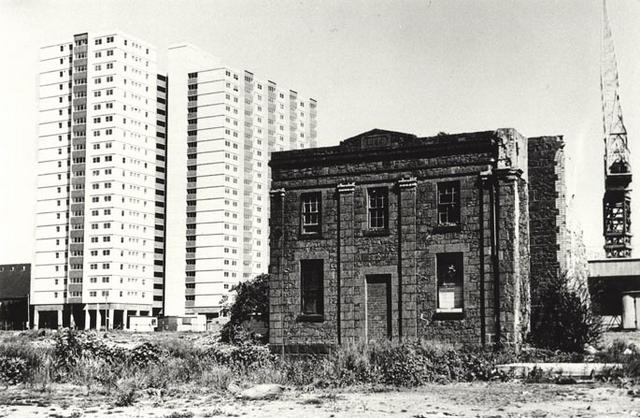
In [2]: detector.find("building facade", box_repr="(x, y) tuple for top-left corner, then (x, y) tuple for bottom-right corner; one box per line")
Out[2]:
(164, 45), (317, 318)
(268, 128), (534, 351)
(33, 31), (162, 329)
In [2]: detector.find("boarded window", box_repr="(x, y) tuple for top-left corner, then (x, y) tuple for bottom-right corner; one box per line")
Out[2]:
(437, 253), (463, 311)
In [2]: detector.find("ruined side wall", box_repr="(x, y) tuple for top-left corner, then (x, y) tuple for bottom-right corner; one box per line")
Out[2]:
(527, 136), (567, 305)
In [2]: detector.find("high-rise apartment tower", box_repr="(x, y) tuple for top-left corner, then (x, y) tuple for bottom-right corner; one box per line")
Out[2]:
(164, 45), (317, 318)
(32, 31), (164, 329)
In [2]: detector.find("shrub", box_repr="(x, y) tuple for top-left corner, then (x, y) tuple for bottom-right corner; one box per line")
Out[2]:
(128, 342), (161, 368)
(0, 342), (47, 384)
(368, 342), (426, 386)
(206, 342), (275, 370)
(273, 341), (515, 388)
(221, 274), (269, 344)
(52, 328), (83, 380)
(114, 387), (137, 406)
(0, 356), (30, 385)
(529, 274), (601, 352)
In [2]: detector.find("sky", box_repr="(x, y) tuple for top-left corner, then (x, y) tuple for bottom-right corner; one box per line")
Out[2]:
(2, 0), (640, 263)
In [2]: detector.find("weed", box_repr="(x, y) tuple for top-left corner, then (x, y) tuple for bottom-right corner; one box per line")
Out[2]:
(525, 366), (553, 383)
(203, 408), (225, 416)
(113, 388), (137, 407)
(164, 412), (194, 418)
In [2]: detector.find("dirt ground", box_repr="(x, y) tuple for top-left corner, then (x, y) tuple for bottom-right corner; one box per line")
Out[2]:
(0, 381), (639, 418)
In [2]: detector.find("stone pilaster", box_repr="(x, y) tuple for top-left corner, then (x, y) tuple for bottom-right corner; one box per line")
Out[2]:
(269, 188), (286, 345)
(398, 177), (418, 340)
(495, 168), (528, 347)
(337, 183), (356, 342)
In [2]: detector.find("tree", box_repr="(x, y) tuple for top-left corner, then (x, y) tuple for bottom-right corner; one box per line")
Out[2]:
(529, 273), (601, 352)
(221, 274), (269, 344)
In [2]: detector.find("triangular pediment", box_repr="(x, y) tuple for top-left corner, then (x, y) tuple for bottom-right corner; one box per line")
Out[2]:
(339, 129), (418, 151)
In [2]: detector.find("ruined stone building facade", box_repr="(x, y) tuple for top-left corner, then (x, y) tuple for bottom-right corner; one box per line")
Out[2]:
(268, 128), (568, 352)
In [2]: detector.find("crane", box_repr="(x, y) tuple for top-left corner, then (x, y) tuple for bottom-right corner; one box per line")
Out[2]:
(601, 0), (632, 258)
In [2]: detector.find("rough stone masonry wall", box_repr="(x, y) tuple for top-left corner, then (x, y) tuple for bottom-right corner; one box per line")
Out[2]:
(269, 130), (531, 351)
(527, 136), (567, 309)
(414, 174), (486, 344)
(268, 187), (340, 352)
(518, 177), (532, 339)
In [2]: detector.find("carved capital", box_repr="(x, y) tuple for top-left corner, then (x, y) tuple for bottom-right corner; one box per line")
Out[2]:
(270, 188), (286, 198)
(398, 177), (417, 189)
(479, 167), (493, 185)
(337, 183), (355, 194)
(496, 168), (523, 181)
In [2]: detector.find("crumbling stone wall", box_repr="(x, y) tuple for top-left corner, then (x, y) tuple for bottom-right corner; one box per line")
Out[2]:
(527, 136), (568, 308)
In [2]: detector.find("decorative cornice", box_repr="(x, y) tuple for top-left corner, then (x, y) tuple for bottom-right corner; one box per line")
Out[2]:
(398, 177), (417, 189)
(337, 183), (355, 194)
(270, 134), (496, 170)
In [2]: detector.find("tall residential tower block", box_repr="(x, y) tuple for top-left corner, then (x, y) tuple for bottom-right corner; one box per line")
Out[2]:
(33, 31), (166, 329)
(164, 45), (317, 317)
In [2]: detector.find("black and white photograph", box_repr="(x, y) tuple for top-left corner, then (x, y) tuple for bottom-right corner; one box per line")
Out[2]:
(1, 0), (640, 416)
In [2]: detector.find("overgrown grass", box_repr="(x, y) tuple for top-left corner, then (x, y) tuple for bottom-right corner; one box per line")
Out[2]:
(1, 329), (640, 406)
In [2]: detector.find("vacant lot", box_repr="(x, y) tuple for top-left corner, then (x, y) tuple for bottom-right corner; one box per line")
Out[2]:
(0, 329), (639, 417)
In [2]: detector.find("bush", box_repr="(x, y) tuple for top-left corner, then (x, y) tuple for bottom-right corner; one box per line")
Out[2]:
(114, 387), (137, 406)
(0, 356), (30, 385)
(128, 342), (161, 368)
(0, 342), (47, 384)
(221, 274), (269, 344)
(52, 328), (83, 380)
(274, 341), (515, 388)
(529, 275), (601, 352)
(206, 342), (275, 370)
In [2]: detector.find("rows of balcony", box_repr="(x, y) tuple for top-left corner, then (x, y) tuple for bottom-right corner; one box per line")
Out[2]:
(69, 243), (84, 253)
(68, 283), (83, 293)
(69, 270), (83, 279)
(70, 190), (84, 200)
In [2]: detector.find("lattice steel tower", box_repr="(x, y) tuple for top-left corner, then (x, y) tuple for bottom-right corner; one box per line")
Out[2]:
(601, 0), (632, 258)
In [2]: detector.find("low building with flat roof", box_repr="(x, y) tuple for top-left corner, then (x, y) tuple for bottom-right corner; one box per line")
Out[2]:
(589, 258), (640, 329)
(0, 264), (30, 330)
